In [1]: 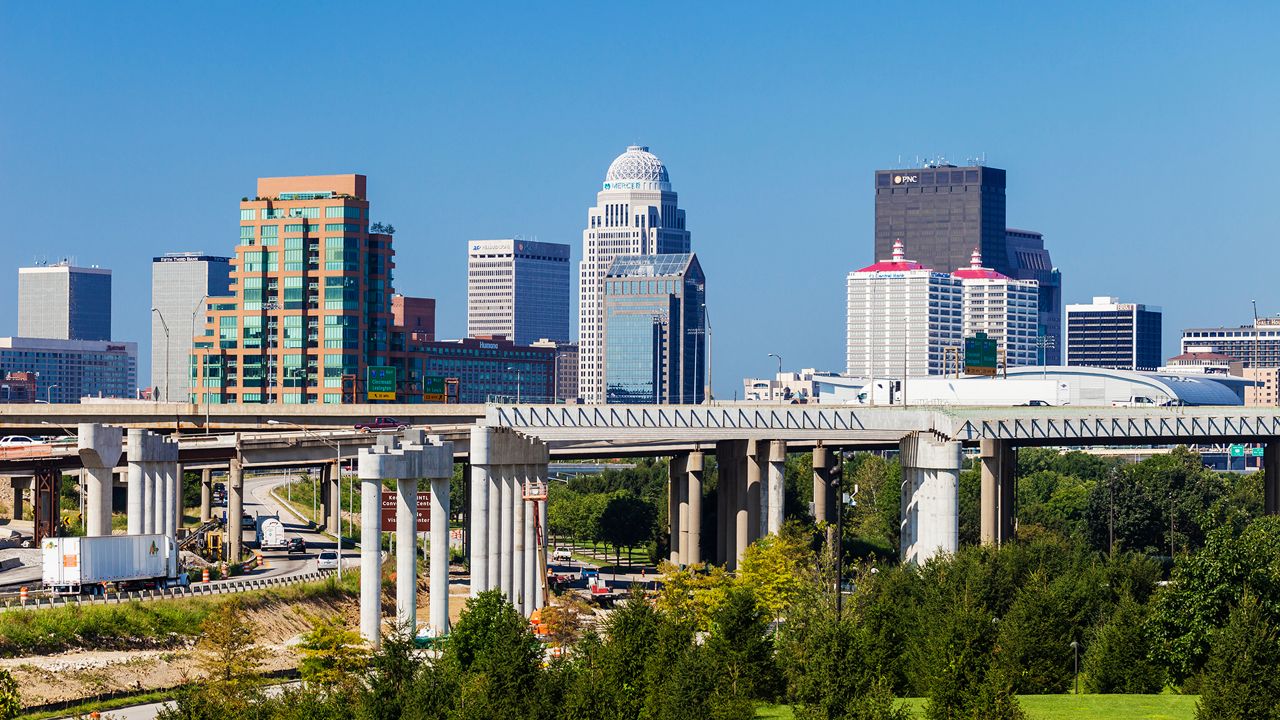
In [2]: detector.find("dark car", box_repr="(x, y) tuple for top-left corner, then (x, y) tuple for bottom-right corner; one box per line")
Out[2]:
(287, 537), (307, 554)
(354, 417), (408, 432)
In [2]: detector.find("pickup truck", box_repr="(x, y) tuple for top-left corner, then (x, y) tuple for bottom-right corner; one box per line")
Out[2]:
(354, 417), (408, 432)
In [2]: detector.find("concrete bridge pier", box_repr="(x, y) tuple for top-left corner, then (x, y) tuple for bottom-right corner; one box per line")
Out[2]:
(487, 432), (506, 594)
(899, 433), (961, 565)
(767, 440), (787, 535)
(429, 471), (451, 636)
(512, 458), (526, 612)
(327, 460), (342, 535)
(200, 468), (213, 523)
(979, 439), (1017, 545)
(812, 446), (831, 526)
(468, 426), (492, 596)
(716, 440), (749, 569)
(1265, 441), (1280, 515)
(523, 479), (536, 616)
(228, 454), (244, 562)
(747, 440), (763, 543)
(499, 460), (515, 601)
(686, 450), (703, 565)
(668, 454), (687, 564)
(77, 423), (122, 537)
(395, 474), (418, 634)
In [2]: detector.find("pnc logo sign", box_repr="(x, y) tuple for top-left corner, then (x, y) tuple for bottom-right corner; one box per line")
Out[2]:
(892, 174), (919, 184)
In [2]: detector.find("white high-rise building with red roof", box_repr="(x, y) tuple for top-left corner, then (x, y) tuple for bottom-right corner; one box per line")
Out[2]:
(953, 248), (1040, 368)
(845, 240), (963, 378)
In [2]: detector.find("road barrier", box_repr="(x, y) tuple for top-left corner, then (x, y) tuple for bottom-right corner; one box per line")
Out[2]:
(0, 570), (335, 612)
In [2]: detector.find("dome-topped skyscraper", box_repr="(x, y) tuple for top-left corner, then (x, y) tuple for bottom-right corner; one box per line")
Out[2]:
(578, 145), (696, 404)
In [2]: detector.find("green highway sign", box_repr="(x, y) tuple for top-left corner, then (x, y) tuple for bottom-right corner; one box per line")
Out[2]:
(1229, 444), (1245, 457)
(367, 365), (397, 401)
(423, 376), (447, 403)
(964, 332), (998, 377)
(1253, 447), (1265, 457)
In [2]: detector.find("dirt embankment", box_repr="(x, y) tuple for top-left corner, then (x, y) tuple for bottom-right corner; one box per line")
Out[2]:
(0, 593), (357, 708)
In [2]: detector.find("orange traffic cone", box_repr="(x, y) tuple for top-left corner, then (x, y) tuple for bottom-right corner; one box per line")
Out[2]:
(202, 567), (210, 583)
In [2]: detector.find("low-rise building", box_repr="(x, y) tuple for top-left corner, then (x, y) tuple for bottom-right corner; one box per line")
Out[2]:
(404, 336), (555, 404)
(0, 338), (137, 403)
(742, 368), (839, 402)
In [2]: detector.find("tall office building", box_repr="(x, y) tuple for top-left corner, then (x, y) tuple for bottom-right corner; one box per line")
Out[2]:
(17, 262), (112, 341)
(874, 164), (1009, 276)
(1005, 228), (1063, 364)
(954, 249), (1040, 367)
(467, 239), (570, 345)
(190, 174), (394, 404)
(1065, 296), (1162, 371)
(846, 241), (963, 378)
(602, 254), (705, 404)
(151, 253), (232, 401)
(579, 146), (691, 403)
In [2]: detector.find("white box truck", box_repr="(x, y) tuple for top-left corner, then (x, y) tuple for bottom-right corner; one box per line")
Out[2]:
(256, 516), (287, 550)
(42, 535), (184, 595)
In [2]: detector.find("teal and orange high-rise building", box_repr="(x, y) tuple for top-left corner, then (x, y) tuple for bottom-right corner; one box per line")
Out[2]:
(190, 174), (394, 404)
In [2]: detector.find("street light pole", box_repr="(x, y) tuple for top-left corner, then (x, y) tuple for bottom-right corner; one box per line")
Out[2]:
(506, 366), (522, 403)
(46, 384), (59, 404)
(1070, 640), (1080, 694)
(703, 303), (714, 404)
(151, 308), (170, 402)
(190, 294), (210, 404)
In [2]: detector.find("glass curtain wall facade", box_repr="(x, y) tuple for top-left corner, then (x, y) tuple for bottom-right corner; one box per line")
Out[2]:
(602, 254), (705, 404)
(17, 264), (112, 342)
(190, 174), (394, 404)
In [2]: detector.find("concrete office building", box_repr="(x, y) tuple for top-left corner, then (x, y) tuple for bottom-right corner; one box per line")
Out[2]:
(17, 262), (112, 341)
(1181, 317), (1280, 367)
(531, 339), (579, 403)
(392, 295), (435, 341)
(579, 146), (691, 403)
(1065, 296), (1162, 371)
(1005, 228), (1063, 364)
(846, 241), (963, 380)
(151, 253), (232, 401)
(603, 254), (706, 404)
(190, 174), (395, 404)
(468, 239), (570, 345)
(954, 248), (1040, 367)
(0, 337), (136, 403)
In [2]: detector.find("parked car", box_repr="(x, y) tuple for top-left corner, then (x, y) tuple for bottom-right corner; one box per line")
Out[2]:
(0, 436), (36, 447)
(1022, 400), (1052, 407)
(551, 548), (573, 563)
(316, 550), (339, 571)
(287, 537), (307, 554)
(354, 417), (408, 432)
(241, 512), (255, 529)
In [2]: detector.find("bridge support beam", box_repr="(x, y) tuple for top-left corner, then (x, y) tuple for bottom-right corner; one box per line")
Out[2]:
(746, 440), (763, 542)
(358, 431), (455, 648)
(429, 472), (451, 636)
(767, 440), (787, 535)
(899, 434), (961, 565)
(979, 439), (1017, 545)
(687, 451), (703, 565)
(715, 440), (749, 569)
(1266, 441), (1280, 515)
(228, 455), (244, 563)
(669, 454), (686, 564)
(812, 446), (832, 526)
(468, 427), (492, 596)
(199, 468), (212, 523)
(487, 449), (502, 593)
(512, 460), (526, 612)
(77, 423), (122, 537)
(328, 461), (342, 536)
(499, 462), (514, 601)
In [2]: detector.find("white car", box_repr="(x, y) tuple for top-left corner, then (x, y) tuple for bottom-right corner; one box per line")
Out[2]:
(0, 436), (36, 446)
(317, 550), (339, 571)
(551, 548), (573, 563)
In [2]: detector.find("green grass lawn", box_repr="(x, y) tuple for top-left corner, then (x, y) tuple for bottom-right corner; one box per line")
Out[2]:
(759, 694), (1198, 719)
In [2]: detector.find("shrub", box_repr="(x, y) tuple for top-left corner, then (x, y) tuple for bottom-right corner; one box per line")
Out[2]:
(1195, 595), (1280, 720)
(1083, 593), (1163, 693)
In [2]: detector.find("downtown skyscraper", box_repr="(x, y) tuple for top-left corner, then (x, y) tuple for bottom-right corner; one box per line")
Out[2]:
(467, 238), (571, 345)
(578, 146), (691, 403)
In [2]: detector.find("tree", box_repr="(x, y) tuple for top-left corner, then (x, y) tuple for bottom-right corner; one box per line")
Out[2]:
(991, 570), (1073, 694)
(0, 669), (18, 720)
(736, 528), (815, 622)
(1083, 593), (1164, 694)
(1195, 595), (1280, 720)
(654, 560), (732, 631)
(195, 597), (267, 702)
(704, 585), (781, 701)
(444, 590), (544, 719)
(598, 491), (656, 566)
(540, 595), (591, 648)
(297, 611), (370, 696)
(360, 623), (424, 720)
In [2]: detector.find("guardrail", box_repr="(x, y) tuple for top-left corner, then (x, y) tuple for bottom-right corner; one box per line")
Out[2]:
(0, 569), (336, 612)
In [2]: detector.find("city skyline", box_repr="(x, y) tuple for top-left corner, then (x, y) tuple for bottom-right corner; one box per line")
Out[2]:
(3, 3), (1278, 399)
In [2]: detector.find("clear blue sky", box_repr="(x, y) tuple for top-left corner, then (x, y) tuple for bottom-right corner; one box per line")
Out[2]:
(2, 2), (1277, 398)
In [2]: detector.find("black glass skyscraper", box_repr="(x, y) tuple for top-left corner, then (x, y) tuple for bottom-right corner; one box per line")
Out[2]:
(874, 165), (1008, 276)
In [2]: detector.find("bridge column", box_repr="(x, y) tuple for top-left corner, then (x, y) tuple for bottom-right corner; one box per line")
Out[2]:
(173, 462), (184, 535)
(395, 475), (418, 631)
(979, 439), (1016, 545)
(228, 455), (244, 563)
(469, 427), (492, 596)
(358, 441), (386, 645)
(812, 445), (831, 525)
(486, 435), (503, 593)
(767, 440), (787, 535)
(429, 466), (451, 636)
(142, 462), (156, 534)
(199, 468), (212, 523)
(899, 433), (961, 565)
(686, 451), (703, 565)
(77, 423), (122, 537)
(523, 455), (537, 615)
(126, 430), (144, 534)
(669, 454), (686, 563)
(1266, 441), (1280, 515)
(715, 441), (738, 568)
(328, 461), (342, 536)
(746, 440), (763, 542)
(715, 441), (728, 565)
(512, 458), (526, 612)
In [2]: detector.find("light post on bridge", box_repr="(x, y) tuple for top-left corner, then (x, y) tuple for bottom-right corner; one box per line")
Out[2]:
(151, 307), (170, 402)
(267, 419), (343, 580)
(506, 366), (522, 404)
(46, 384), (59, 404)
